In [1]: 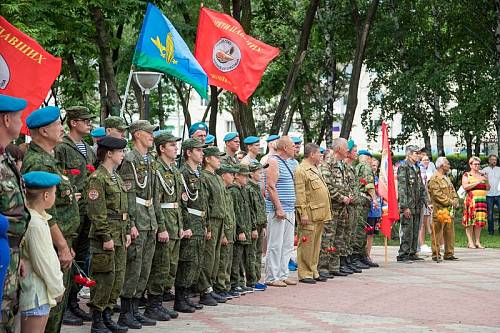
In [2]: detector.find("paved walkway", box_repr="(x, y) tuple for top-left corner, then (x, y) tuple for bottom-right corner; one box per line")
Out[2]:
(65, 246), (500, 332)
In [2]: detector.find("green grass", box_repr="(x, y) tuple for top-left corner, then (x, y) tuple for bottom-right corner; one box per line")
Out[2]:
(373, 208), (500, 248)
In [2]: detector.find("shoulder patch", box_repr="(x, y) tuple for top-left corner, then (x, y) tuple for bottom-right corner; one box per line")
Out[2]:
(124, 180), (132, 191)
(88, 189), (99, 200)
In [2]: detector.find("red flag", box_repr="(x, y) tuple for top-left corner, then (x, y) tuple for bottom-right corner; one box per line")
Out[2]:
(0, 16), (62, 133)
(378, 122), (399, 238)
(194, 8), (280, 103)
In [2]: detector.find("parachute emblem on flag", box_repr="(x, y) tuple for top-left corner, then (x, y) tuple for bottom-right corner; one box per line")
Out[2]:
(212, 38), (241, 72)
(151, 33), (177, 64)
(0, 54), (11, 89)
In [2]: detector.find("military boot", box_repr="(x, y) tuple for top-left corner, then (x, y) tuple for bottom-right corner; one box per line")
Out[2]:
(117, 297), (142, 329)
(185, 293), (204, 310)
(346, 255), (362, 273)
(163, 290), (175, 302)
(199, 292), (218, 306)
(144, 295), (170, 321)
(91, 309), (112, 333)
(69, 301), (92, 322)
(351, 255), (370, 269)
(102, 308), (128, 333)
(173, 287), (195, 313)
(339, 257), (354, 274)
(131, 297), (156, 326)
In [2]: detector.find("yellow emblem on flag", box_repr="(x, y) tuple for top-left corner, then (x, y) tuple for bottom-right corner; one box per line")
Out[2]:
(151, 33), (177, 64)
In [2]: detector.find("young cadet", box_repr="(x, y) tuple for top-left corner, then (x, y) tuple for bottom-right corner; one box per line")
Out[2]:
(247, 162), (269, 291)
(229, 165), (254, 295)
(86, 136), (130, 333)
(198, 147), (227, 306)
(174, 139), (208, 313)
(144, 132), (183, 319)
(117, 120), (159, 329)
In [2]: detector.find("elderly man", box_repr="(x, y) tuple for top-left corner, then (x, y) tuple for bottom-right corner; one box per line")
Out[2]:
(482, 155), (500, 235)
(189, 122), (208, 143)
(397, 145), (431, 262)
(295, 143), (332, 284)
(265, 136), (297, 287)
(427, 157), (459, 261)
(221, 132), (240, 166)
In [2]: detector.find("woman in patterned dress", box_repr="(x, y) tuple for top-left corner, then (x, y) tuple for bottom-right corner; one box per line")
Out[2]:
(462, 156), (490, 249)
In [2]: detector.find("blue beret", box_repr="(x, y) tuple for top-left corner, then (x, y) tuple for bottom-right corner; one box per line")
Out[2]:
(205, 134), (215, 144)
(23, 171), (61, 189)
(188, 122), (208, 137)
(91, 127), (106, 138)
(291, 136), (302, 144)
(358, 149), (372, 157)
(243, 136), (259, 145)
(320, 147), (326, 154)
(347, 139), (356, 152)
(0, 94), (27, 112)
(26, 106), (60, 129)
(223, 132), (239, 142)
(266, 134), (280, 142)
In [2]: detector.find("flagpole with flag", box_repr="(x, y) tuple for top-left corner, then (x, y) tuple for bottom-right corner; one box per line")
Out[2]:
(378, 122), (400, 265)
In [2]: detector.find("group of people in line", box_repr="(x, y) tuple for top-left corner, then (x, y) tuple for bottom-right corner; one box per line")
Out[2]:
(0, 92), (493, 333)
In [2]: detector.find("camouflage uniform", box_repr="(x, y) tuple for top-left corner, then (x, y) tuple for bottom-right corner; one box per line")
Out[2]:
(0, 146), (30, 333)
(118, 149), (157, 300)
(22, 142), (80, 333)
(220, 154), (239, 167)
(319, 157), (351, 274)
(397, 161), (429, 258)
(353, 161), (375, 257)
(344, 163), (358, 257)
(87, 165), (129, 311)
(246, 181), (266, 285)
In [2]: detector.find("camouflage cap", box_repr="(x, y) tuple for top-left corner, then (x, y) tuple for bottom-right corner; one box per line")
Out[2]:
(249, 162), (269, 172)
(236, 164), (251, 175)
(182, 138), (208, 150)
(104, 116), (129, 130)
(216, 164), (239, 175)
(129, 120), (159, 134)
(65, 106), (96, 120)
(203, 146), (226, 157)
(154, 132), (181, 146)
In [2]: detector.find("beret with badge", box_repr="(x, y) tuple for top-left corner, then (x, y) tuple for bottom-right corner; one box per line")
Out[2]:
(188, 122), (208, 137)
(223, 132), (239, 142)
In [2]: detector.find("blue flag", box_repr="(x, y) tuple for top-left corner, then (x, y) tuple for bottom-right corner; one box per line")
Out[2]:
(133, 3), (208, 99)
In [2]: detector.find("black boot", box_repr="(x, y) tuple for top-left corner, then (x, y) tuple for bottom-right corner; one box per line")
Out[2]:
(144, 295), (170, 321)
(199, 292), (218, 306)
(346, 255), (362, 273)
(117, 297), (142, 329)
(185, 292), (204, 310)
(352, 255), (370, 269)
(339, 257), (354, 274)
(361, 256), (379, 267)
(102, 308), (128, 333)
(163, 290), (175, 302)
(173, 287), (195, 313)
(63, 309), (84, 326)
(131, 298), (156, 326)
(91, 309), (112, 333)
(113, 303), (121, 314)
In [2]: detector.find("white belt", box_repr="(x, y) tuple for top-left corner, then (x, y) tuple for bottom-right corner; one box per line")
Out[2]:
(187, 208), (205, 217)
(161, 202), (179, 209)
(136, 197), (153, 207)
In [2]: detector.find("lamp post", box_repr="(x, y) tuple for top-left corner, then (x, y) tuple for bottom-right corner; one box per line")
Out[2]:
(133, 71), (162, 120)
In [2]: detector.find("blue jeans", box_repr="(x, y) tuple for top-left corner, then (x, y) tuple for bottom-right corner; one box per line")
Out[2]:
(486, 196), (500, 233)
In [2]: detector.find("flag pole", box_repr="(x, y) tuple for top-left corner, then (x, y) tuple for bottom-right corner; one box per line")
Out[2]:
(384, 236), (388, 266)
(120, 67), (134, 118)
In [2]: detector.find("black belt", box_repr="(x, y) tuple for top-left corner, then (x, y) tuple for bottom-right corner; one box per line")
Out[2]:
(109, 213), (128, 221)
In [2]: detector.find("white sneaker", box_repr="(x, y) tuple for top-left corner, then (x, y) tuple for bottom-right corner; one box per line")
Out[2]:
(420, 244), (432, 255)
(78, 286), (90, 299)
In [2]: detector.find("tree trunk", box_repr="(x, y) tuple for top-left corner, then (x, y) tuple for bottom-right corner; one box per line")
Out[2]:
(494, 0), (500, 154)
(131, 80), (146, 120)
(422, 128), (432, 154)
(340, 0), (380, 138)
(297, 98), (313, 143)
(283, 100), (296, 135)
(209, 86), (219, 145)
(270, 0), (320, 135)
(65, 54), (86, 102)
(90, 5), (121, 117)
(171, 79), (191, 129)
(474, 135), (481, 157)
(465, 133), (473, 159)
(98, 65), (108, 125)
(158, 79), (165, 129)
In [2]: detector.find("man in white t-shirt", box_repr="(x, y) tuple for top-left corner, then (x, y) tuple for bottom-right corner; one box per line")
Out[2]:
(482, 155), (500, 235)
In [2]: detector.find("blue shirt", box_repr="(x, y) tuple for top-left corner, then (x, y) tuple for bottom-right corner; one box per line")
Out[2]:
(368, 176), (383, 218)
(265, 156), (296, 213)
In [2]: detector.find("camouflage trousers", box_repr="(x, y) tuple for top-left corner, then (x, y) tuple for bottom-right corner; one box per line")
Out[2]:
(121, 229), (156, 299)
(88, 245), (127, 311)
(146, 239), (171, 296)
(198, 218), (224, 292)
(352, 203), (370, 257)
(345, 206), (357, 256)
(44, 238), (73, 333)
(0, 249), (19, 333)
(318, 213), (346, 273)
(164, 239), (180, 291)
(67, 214), (91, 309)
(214, 242), (233, 292)
(252, 225), (265, 284)
(399, 209), (420, 257)
(175, 236), (204, 289)
(230, 243), (252, 289)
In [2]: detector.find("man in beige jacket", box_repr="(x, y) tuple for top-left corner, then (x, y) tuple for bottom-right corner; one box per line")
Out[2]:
(295, 143), (332, 284)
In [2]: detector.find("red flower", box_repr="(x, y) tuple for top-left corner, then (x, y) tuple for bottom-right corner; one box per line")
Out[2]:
(86, 164), (96, 173)
(69, 169), (81, 176)
(359, 178), (368, 185)
(301, 236), (308, 243)
(85, 278), (96, 287)
(73, 274), (86, 285)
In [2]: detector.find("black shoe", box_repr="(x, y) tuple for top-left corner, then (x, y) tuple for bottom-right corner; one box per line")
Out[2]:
(144, 295), (171, 321)
(315, 276), (328, 282)
(102, 308), (128, 333)
(173, 287), (195, 313)
(185, 295), (204, 309)
(409, 255), (424, 261)
(63, 309), (84, 326)
(217, 290), (233, 300)
(69, 303), (92, 322)
(113, 303), (121, 314)
(444, 256), (459, 261)
(199, 292), (218, 306)
(351, 256), (369, 270)
(396, 256), (411, 262)
(348, 263), (363, 273)
(432, 256), (442, 262)
(91, 309), (112, 333)
(299, 278), (316, 284)
(138, 295), (148, 309)
(132, 298), (156, 326)
(228, 290), (241, 298)
(339, 266), (354, 274)
(331, 271), (348, 277)
(117, 298), (142, 329)
(319, 272), (334, 279)
(362, 257), (379, 267)
(162, 290), (175, 302)
(241, 286), (254, 293)
(210, 291), (227, 303)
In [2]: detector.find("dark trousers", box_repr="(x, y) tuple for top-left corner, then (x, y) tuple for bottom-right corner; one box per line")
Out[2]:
(487, 196), (500, 234)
